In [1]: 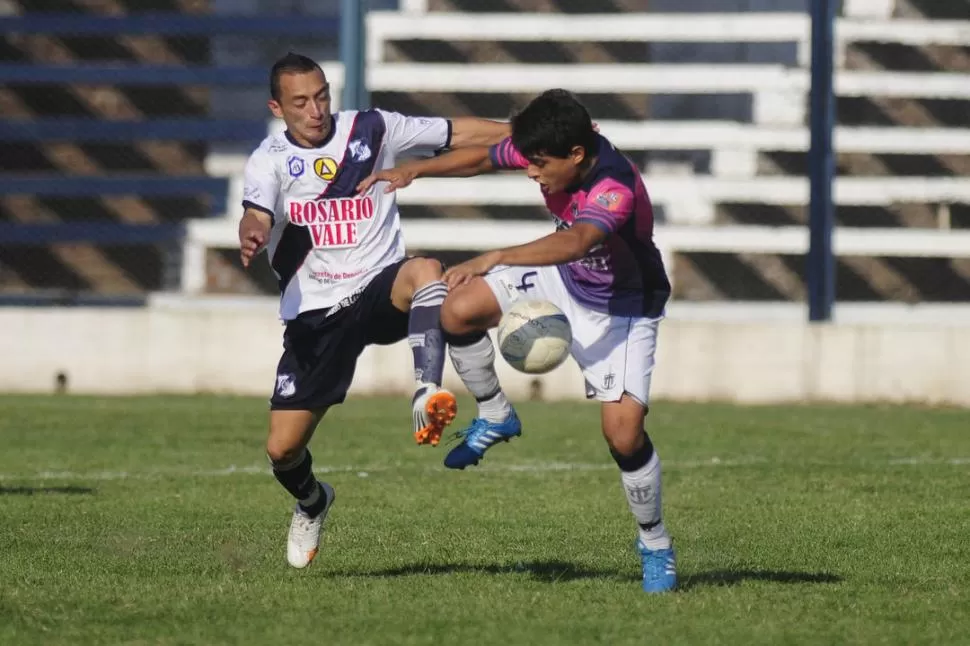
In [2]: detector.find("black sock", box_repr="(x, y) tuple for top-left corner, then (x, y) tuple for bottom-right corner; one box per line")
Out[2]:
(444, 330), (487, 347)
(610, 432), (655, 472)
(272, 449), (328, 517)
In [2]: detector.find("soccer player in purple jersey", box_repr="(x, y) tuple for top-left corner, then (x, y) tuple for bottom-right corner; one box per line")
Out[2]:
(357, 89), (677, 592)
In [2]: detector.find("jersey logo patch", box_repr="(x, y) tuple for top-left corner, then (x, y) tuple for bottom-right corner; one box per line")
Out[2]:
(287, 155), (305, 178)
(348, 139), (372, 162)
(314, 157), (339, 181)
(595, 192), (622, 211)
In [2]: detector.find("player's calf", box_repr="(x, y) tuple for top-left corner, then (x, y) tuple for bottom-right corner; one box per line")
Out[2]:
(440, 281), (519, 468)
(267, 410), (335, 568)
(603, 396), (676, 592)
(272, 448), (336, 568)
(394, 257), (458, 444)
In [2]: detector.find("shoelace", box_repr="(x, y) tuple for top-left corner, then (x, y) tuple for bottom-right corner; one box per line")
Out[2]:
(291, 512), (317, 537)
(445, 417), (489, 446)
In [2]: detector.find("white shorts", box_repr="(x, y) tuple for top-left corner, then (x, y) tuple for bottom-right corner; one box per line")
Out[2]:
(483, 264), (662, 405)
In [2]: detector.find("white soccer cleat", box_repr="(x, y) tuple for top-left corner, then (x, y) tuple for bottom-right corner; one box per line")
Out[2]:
(286, 481), (335, 569)
(411, 384), (458, 446)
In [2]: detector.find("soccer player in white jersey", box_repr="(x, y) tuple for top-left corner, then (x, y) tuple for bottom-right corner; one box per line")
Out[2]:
(238, 53), (509, 569)
(357, 89), (677, 592)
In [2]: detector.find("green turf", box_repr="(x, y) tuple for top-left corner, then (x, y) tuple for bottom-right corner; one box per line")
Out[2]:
(1, 395), (969, 645)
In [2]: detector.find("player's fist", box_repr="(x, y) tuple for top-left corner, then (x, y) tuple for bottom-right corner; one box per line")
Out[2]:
(356, 167), (419, 195)
(238, 211), (271, 268)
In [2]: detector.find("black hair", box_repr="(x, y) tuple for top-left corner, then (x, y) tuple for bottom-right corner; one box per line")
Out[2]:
(270, 52), (323, 101)
(510, 89), (598, 160)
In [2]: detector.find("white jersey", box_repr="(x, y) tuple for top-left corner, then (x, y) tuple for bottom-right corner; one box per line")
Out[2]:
(242, 109), (451, 321)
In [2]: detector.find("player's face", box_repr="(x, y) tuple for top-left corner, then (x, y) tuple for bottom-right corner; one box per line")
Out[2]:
(269, 69), (332, 147)
(525, 145), (586, 194)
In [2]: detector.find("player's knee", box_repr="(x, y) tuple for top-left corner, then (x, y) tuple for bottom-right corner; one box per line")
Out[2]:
(601, 395), (649, 456)
(603, 430), (643, 457)
(441, 292), (477, 335)
(265, 435), (305, 465)
(407, 257), (445, 287)
(441, 281), (502, 335)
(601, 417), (646, 457)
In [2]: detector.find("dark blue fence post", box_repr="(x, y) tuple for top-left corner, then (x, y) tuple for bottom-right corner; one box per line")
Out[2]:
(339, 0), (368, 110)
(807, 0), (837, 322)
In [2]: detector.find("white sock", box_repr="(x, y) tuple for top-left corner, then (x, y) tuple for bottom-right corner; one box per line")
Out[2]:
(449, 335), (512, 423)
(478, 391), (512, 423)
(620, 451), (672, 550)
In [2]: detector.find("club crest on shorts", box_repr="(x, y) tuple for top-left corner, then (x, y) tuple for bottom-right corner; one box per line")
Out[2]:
(276, 373), (296, 398)
(603, 371), (616, 390)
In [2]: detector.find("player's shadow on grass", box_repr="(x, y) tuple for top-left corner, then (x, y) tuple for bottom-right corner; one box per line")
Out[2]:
(333, 562), (842, 588)
(339, 560), (630, 583)
(680, 570), (841, 590)
(0, 485), (95, 496)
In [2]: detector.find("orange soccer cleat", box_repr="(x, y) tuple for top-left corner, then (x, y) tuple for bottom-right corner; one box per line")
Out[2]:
(412, 386), (458, 446)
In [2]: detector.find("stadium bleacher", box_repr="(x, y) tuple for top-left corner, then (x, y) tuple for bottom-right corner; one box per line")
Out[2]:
(2, 0), (969, 303)
(0, 7), (340, 298)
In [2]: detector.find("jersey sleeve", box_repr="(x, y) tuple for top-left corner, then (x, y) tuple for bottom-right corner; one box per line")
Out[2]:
(242, 146), (280, 222)
(576, 179), (635, 234)
(488, 136), (529, 170)
(377, 109), (451, 156)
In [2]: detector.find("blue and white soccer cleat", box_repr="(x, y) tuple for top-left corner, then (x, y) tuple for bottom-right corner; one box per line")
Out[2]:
(636, 539), (677, 593)
(443, 409), (522, 470)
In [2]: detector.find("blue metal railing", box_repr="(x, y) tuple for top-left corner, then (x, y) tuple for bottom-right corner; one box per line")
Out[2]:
(0, 64), (270, 86)
(0, 13), (340, 35)
(0, 118), (267, 142)
(0, 10), (363, 255)
(807, 0), (837, 322)
(0, 222), (185, 245)
(0, 177), (228, 216)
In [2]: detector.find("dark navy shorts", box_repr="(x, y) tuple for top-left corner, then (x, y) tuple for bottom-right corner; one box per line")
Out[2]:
(270, 259), (410, 411)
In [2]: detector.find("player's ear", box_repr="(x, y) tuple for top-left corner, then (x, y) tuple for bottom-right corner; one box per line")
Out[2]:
(569, 145), (586, 166)
(268, 99), (284, 119)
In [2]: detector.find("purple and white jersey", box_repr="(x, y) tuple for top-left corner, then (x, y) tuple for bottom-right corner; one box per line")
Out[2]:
(489, 134), (670, 317)
(243, 109), (451, 321)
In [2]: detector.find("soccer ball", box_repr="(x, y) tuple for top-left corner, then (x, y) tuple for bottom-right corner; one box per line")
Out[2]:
(497, 300), (572, 374)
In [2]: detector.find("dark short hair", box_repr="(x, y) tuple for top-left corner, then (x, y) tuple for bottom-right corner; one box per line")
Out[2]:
(510, 89), (598, 159)
(270, 52), (323, 101)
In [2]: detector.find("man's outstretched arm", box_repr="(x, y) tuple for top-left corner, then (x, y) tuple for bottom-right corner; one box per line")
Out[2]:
(356, 146), (495, 194)
(447, 118), (510, 148)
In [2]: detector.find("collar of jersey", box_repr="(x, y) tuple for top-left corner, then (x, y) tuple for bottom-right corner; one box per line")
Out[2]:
(284, 115), (338, 150)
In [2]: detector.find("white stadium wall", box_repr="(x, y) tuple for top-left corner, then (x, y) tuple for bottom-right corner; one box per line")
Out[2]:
(2, 303), (969, 407)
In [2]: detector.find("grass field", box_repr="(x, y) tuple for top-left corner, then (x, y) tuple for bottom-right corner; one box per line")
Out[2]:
(2, 394), (969, 645)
